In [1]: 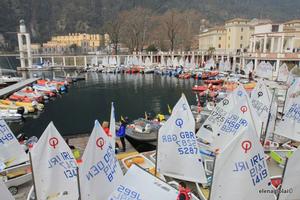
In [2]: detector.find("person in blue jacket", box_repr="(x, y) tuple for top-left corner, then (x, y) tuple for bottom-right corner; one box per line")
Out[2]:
(117, 117), (128, 152)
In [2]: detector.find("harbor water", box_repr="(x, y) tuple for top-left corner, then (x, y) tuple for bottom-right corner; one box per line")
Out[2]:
(9, 72), (200, 140)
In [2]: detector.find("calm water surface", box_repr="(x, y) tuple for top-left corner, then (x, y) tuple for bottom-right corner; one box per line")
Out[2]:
(10, 73), (200, 138)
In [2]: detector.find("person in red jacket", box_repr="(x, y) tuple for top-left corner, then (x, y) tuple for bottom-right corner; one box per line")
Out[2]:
(177, 182), (192, 200)
(102, 121), (112, 137)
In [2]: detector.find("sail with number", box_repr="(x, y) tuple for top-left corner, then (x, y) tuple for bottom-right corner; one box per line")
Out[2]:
(0, 119), (28, 169)
(80, 120), (123, 200)
(157, 94), (207, 183)
(197, 85), (261, 147)
(210, 119), (274, 200)
(31, 122), (78, 200)
(278, 148), (300, 200)
(275, 95), (300, 141)
(284, 77), (300, 114)
(108, 165), (178, 200)
(277, 63), (289, 82)
(211, 85), (261, 153)
(250, 80), (274, 132)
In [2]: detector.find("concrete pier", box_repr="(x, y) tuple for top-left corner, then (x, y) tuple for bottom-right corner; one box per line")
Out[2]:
(0, 78), (39, 98)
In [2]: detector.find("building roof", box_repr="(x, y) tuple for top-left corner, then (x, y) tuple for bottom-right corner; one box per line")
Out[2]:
(225, 18), (250, 23)
(284, 19), (300, 25)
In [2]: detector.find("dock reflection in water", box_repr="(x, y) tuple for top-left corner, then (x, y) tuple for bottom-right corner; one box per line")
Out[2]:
(9, 72), (199, 146)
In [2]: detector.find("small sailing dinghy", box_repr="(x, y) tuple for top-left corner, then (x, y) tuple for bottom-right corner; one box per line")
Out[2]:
(0, 118), (31, 195)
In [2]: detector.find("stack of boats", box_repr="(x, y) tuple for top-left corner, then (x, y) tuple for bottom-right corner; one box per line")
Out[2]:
(0, 79), (69, 121)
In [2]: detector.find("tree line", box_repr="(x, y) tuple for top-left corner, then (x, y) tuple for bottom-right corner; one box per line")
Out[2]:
(104, 8), (204, 54)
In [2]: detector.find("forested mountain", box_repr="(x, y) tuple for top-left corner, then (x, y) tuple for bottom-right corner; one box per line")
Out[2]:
(1, 0), (300, 49)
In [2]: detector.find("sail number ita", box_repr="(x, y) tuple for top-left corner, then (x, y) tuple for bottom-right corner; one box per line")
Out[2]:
(161, 132), (199, 155)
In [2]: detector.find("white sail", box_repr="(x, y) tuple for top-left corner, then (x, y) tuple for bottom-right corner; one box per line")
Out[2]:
(275, 95), (300, 141)
(109, 102), (116, 151)
(244, 61), (253, 75)
(132, 56), (139, 66)
(166, 57), (172, 67)
(179, 57), (184, 66)
(255, 62), (273, 80)
(204, 58), (215, 69)
(102, 57), (109, 66)
(278, 147), (300, 200)
(284, 77), (300, 114)
(210, 120), (274, 200)
(185, 57), (190, 68)
(277, 63), (289, 82)
(138, 57), (143, 66)
(286, 65), (299, 86)
(172, 57), (179, 67)
(145, 57), (152, 67)
(80, 120), (123, 200)
(219, 60), (225, 71)
(157, 94), (207, 183)
(160, 56), (166, 67)
(0, 119), (27, 169)
(197, 85), (261, 146)
(211, 85), (262, 153)
(31, 122), (78, 200)
(108, 164), (178, 200)
(250, 80), (273, 131)
(224, 60), (231, 71)
(0, 179), (14, 200)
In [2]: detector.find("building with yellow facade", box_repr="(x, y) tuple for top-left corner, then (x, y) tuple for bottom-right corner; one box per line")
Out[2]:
(198, 18), (271, 54)
(42, 33), (109, 54)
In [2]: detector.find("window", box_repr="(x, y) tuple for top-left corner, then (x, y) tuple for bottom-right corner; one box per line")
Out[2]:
(241, 36), (243, 40)
(240, 44), (243, 48)
(219, 37), (221, 40)
(229, 28), (231, 32)
(228, 44), (230, 48)
(219, 44), (221, 48)
(228, 36), (230, 40)
(241, 28), (244, 32)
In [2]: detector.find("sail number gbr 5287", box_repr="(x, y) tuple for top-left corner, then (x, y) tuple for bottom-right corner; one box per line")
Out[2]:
(161, 132), (198, 155)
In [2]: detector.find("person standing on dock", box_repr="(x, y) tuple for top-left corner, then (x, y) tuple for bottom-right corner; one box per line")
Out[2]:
(102, 121), (112, 137)
(117, 117), (128, 152)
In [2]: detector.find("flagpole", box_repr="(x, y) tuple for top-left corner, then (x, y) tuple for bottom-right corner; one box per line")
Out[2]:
(276, 157), (289, 200)
(281, 87), (289, 119)
(76, 167), (82, 200)
(29, 151), (38, 200)
(208, 155), (217, 200)
(154, 135), (159, 177)
(259, 122), (264, 143)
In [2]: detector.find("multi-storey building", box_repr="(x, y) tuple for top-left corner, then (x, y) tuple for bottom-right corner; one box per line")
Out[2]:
(42, 33), (110, 54)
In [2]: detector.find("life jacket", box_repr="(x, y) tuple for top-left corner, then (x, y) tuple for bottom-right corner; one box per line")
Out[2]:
(177, 187), (191, 200)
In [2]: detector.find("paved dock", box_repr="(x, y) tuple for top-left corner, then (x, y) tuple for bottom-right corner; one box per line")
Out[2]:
(0, 78), (39, 98)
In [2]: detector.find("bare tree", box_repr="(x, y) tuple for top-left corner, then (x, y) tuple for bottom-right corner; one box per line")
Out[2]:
(120, 7), (152, 53)
(160, 9), (182, 51)
(103, 17), (122, 55)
